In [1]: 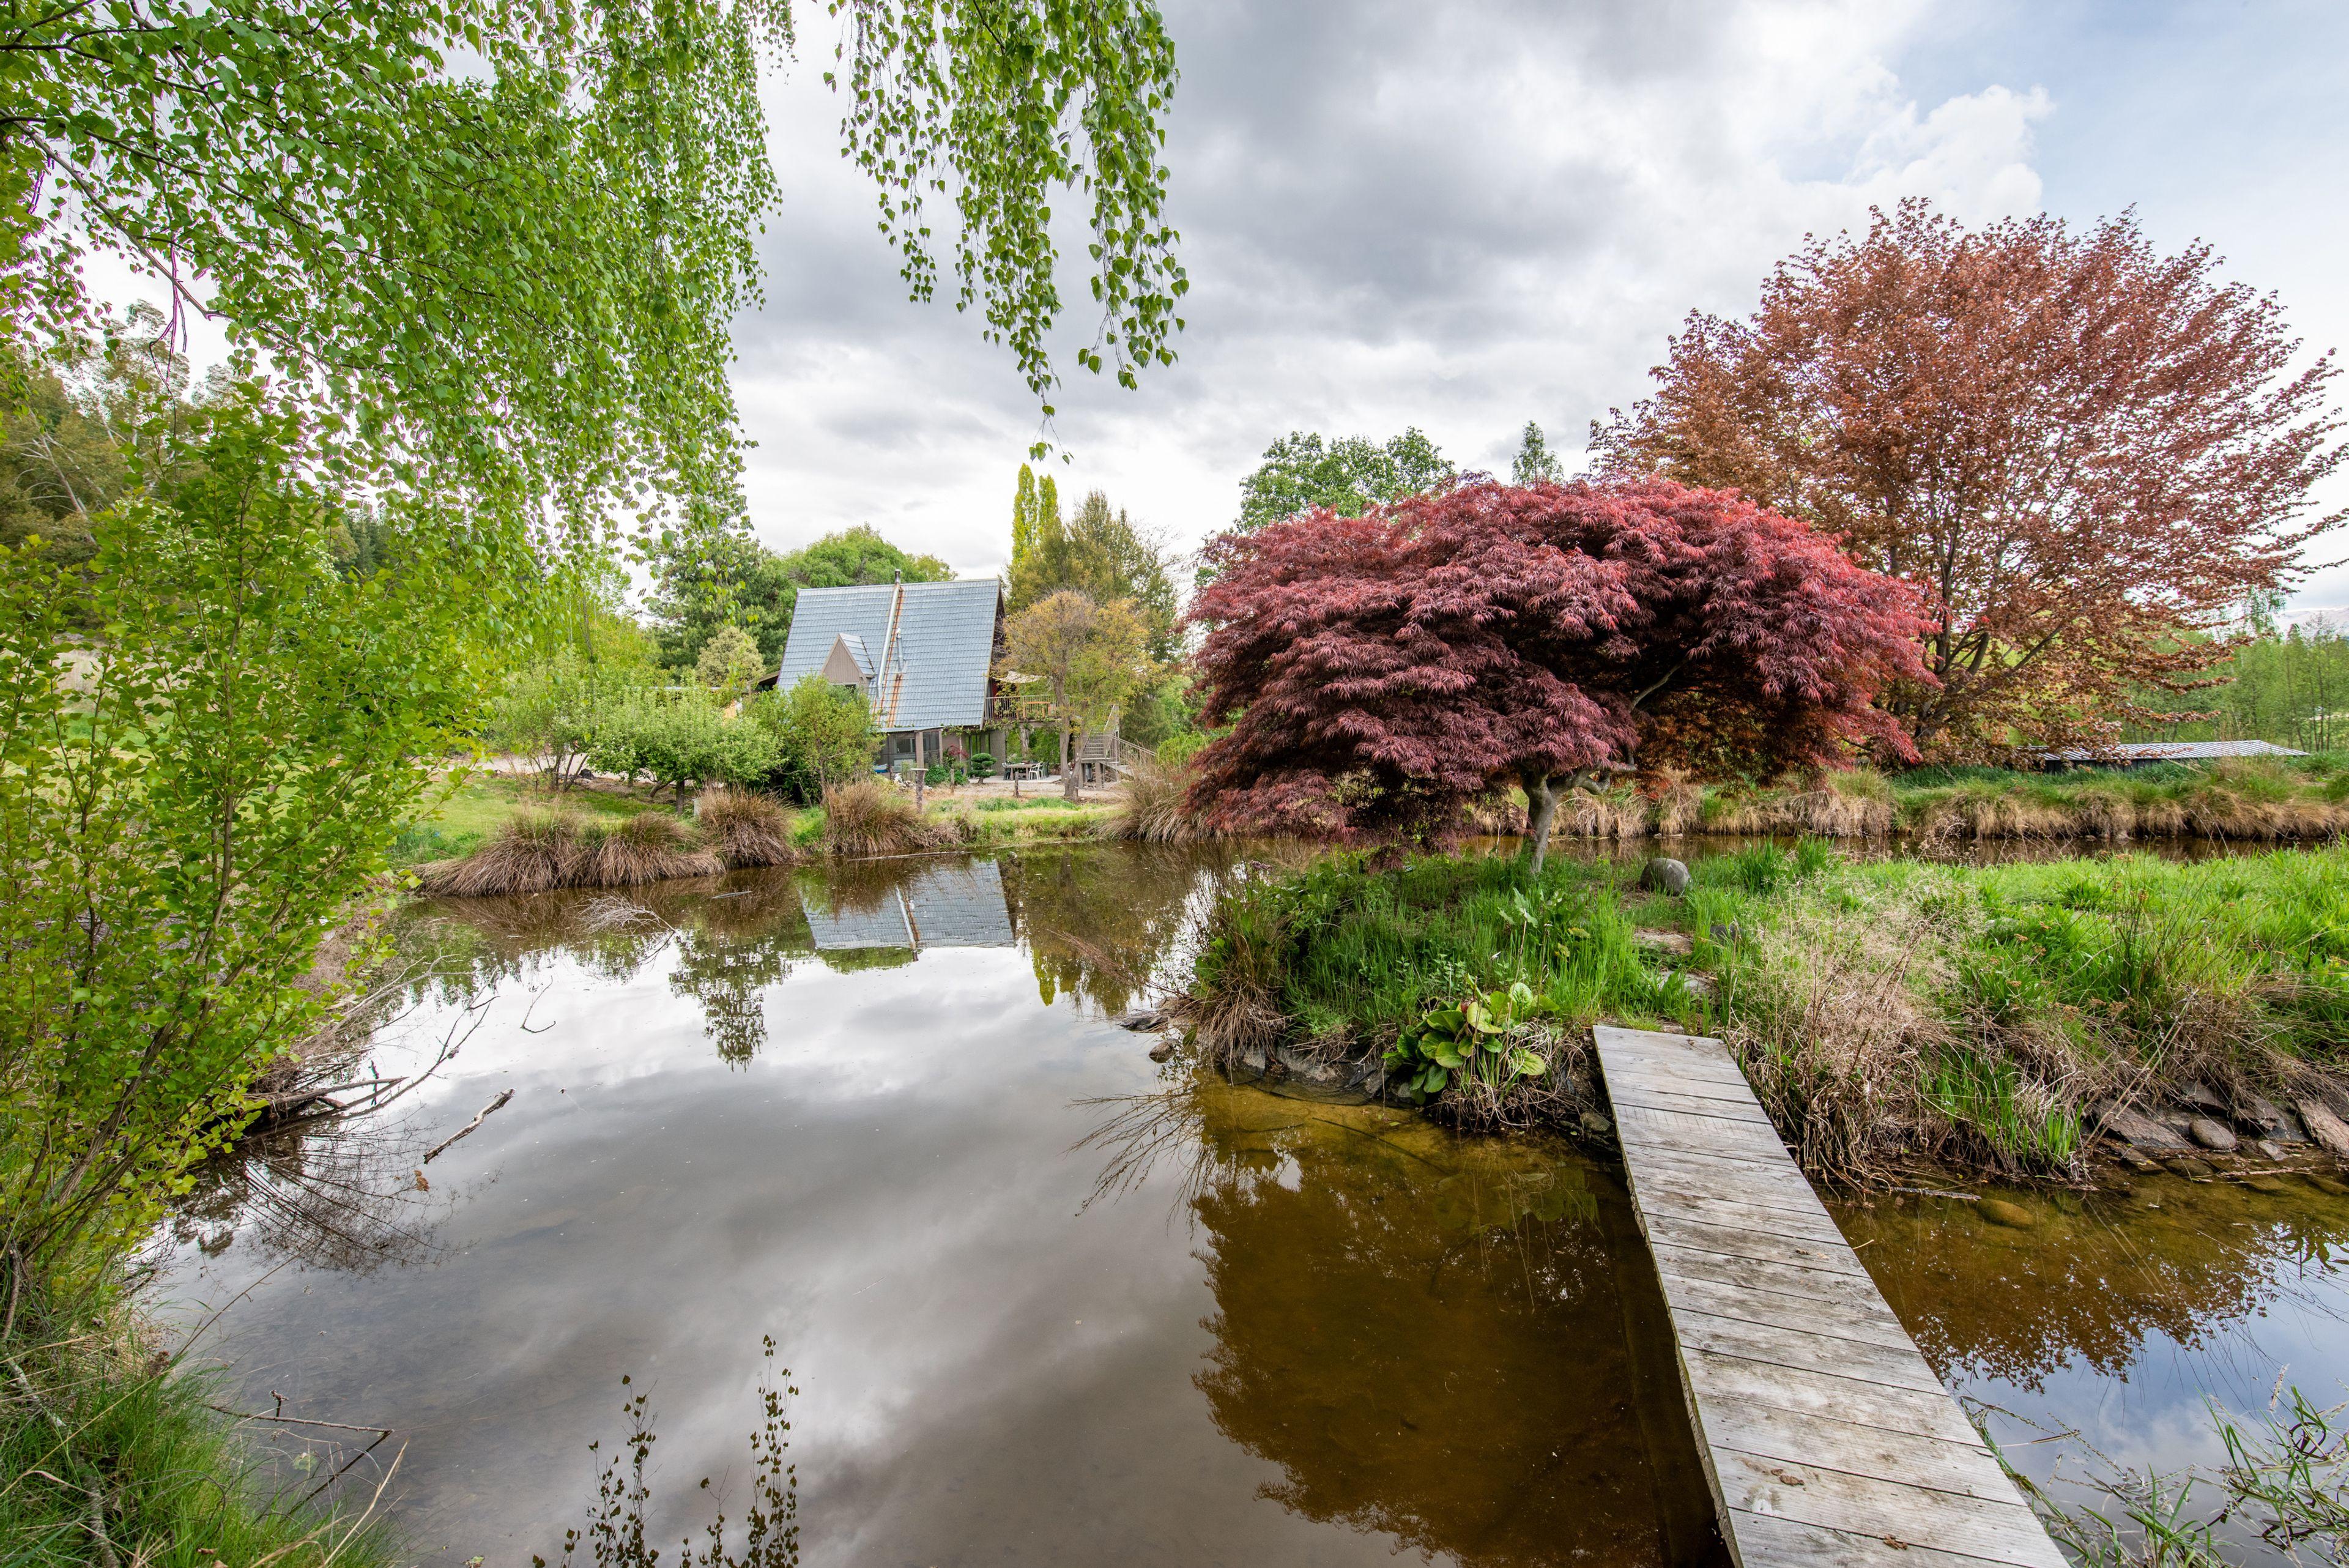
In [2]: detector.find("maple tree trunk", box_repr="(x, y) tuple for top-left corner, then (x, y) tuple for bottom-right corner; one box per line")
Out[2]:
(1524, 773), (1562, 874)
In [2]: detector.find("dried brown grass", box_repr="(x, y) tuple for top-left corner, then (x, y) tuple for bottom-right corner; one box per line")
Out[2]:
(1647, 769), (1704, 836)
(418, 808), (584, 896)
(1107, 757), (1213, 844)
(1718, 883), (1962, 1184)
(579, 809), (724, 887)
(1560, 783), (1650, 839)
(417, 808), (723, 896)
(1712, 770), (1894, 838)
(819, 776), (953, 856)
(697, 786), (799, 868)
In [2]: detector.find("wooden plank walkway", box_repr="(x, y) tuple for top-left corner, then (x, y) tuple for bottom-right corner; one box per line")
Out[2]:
(1592, 1025), (2065, 1568)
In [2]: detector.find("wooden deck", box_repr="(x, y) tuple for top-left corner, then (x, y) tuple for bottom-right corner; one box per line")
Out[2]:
(1592, 1025), (2065, 1568)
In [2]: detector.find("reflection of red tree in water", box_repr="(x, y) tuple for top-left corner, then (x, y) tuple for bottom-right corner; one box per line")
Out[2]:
(1843, 1180), (2349, 1393)
(1181, 1094), (1713, 1567)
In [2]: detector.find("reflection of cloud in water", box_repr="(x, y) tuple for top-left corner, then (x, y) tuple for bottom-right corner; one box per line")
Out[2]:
(799, 858), (1015, 954)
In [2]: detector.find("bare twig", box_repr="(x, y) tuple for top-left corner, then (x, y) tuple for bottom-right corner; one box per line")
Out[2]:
(423, 1090), (513, 1164)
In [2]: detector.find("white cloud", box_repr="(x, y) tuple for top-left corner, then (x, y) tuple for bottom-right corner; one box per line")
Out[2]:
(730, 0), (2063, 580)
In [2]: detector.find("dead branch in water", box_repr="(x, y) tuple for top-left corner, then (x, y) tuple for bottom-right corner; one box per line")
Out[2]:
(423, 1090), (513, 1164)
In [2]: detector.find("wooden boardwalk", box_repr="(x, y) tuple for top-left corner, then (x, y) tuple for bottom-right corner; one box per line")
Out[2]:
(1592, 1025), (2065, 1568)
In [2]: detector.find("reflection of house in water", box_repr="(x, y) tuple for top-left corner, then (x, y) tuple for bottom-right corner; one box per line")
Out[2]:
(799, 860), (1016, 957)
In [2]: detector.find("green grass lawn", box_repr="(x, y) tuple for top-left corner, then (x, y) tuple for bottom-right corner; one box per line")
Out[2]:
(392, 773), (664, 865)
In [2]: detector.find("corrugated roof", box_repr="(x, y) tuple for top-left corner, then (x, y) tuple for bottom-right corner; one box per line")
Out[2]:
(774, 580), (1000, 732)
(2042, 739), (2309, 763)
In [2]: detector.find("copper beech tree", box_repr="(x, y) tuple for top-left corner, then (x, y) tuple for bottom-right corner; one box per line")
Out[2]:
(1590, 199), (2346, 759)
(1186, 479), (1932, 869)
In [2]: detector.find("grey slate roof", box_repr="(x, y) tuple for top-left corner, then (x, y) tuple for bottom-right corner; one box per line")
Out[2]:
(773, 579), (1001, 732)
(2041, 739), (2308, 765)
(799, 860), (1014, 952)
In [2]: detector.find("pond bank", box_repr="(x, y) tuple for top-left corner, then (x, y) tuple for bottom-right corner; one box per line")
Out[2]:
(405, 776), (1121, 896)
(1546, 755), (2349, 844)
(1182, 841), (2349, 1187)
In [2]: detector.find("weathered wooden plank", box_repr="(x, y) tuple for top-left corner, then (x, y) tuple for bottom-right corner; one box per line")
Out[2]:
(1611, 1083), (1778, 1124)
(1673, 1310), (1946, 1394)
(1681, 1342), (1983, 1449)
(1713, 1451), (2064, 1567)
(1623, 1183), (1847, 1242)
(1653, 1272), (1915, 1351)
(1606, 1053), (1757, 1093)
(1727, 1510), (2054, 1568)
(1642, 1214), (1874, 1277)
(1614, 1103), (1794, 1156)
(1701, 1400), (2025, 1503)
(1650, 1239), (1896, 1314)
(1620, 1153), (1837, 1219)
(1592, 1022), (2063, 1568)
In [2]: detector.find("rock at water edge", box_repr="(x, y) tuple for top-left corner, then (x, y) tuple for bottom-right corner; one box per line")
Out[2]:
(2188, 1117), (2239, 1153)
(2095, 1104), (2189, 1151)
(2297, 1101), (2349, 1162)
(1979, 1198), (2035, 1228)
(1148, 1037), (1177, 1063)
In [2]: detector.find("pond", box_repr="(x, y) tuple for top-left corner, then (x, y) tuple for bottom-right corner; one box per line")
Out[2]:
(152, 844), (2349, 1566)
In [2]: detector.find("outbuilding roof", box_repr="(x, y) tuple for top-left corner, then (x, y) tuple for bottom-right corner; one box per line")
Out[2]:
(772, 579), (1001, 732)
(2041, 739), (2308, 765)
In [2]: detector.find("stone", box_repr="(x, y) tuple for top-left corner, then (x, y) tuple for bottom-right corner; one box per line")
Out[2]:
(1276, 1046), (1345, 1087)
(1579, 1110), (1614, 1137)
(1632, 929), (1694, 956)
(1640, 857), (1691, 896)
(1239, 1046), (1268, 1075)
(2242, 1176), (2287, 1194)
(2188, 1117), (2239, 1153)
(2181, 1081), (2227, 1114)
(2094, 1103), (2189, 1151)
(2240, 1095), (2291, 1136)
(1147, 1037), (1177, 1064)
(1659, 969), (1716, 999)
(1117, 1009), (1167, 1031)
(1978, 1198), (2035, 1228)
(2305, 1174), (2349, 1197)
(1709, 921), (1742, 947)
(2295, 1100), (2349, 1163)
(2255, 1139), (2284, 1162)
(2170, 1157), (2216, 1179)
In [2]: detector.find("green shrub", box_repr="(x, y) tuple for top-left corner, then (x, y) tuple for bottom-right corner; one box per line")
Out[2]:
(591, 692), (780, 803)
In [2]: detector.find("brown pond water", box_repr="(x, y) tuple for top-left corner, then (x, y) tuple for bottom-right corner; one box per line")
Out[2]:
(152, 843), (2349, 1565)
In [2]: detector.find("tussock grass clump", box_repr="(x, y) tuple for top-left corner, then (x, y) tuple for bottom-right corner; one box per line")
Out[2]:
(417, 808), (721, 895)
(418, 806), (584, 895)
(697, 786), (800, 868)
(1107, 758), (1212, 844)
(579, 809), (724, 887)
(817, 777), (952, 856)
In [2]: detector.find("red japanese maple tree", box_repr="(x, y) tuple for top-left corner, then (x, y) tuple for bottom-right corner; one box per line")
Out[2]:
(1186, 478), (1933, 867)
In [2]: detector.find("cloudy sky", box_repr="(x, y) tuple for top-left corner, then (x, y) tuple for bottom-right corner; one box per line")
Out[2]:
(730, 0), (2349, 610)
